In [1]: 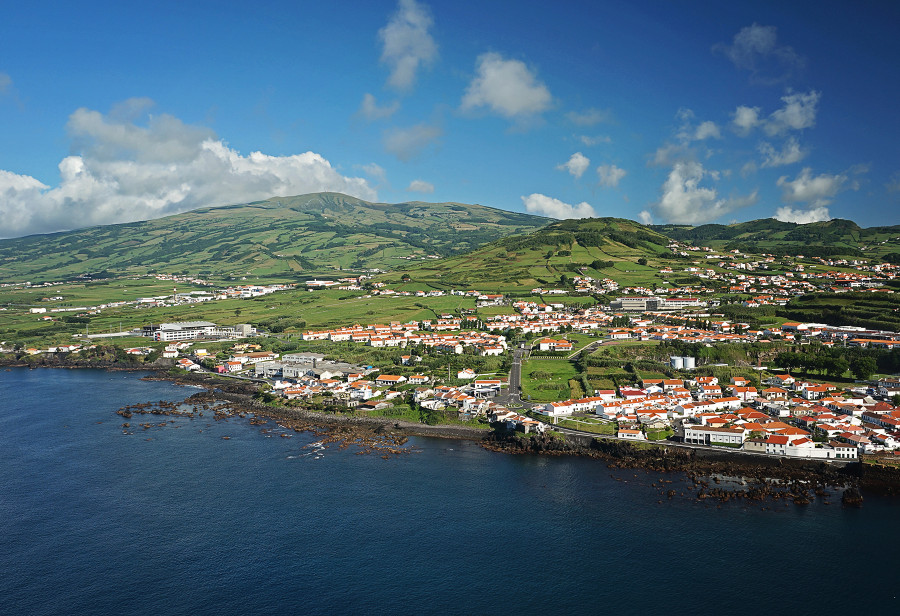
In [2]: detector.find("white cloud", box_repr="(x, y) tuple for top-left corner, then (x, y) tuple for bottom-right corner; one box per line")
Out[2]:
(740, 161), (758, 178)
(596, 163), (626, 188)
(651, 143), (690, 167)
(887, 171), (900, 193)
(732, 91), (820, 138)
(675, 109), (721, 143)
(578, 134), (611, 146)
(638, 210), (653, 225)
(362, 163), (388, 184)
(566, 108), (612, 126)
(765, 91), (820, 136)
(693, 121), (721, 140)
(460, 52), (553, 119)
(521, 193), (595, 219)
(557, 152), (590, 179)
(653, 161), (757, 224)
(378, 0), (437, 90)
(714, 23), (804, 83)
(759, 136), (807, 168)
(383, 123), (442, 161)
(0, 100), (376, 239)
(358, 93), (400, 121)
(0, 72), (11, 94)
(776, 167), (846, 205)
(732, 105), (761, 135)
(406, 179), (434, 193)
(773, 205), (831, 224)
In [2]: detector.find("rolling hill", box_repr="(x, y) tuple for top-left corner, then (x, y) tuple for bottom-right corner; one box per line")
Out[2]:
(380, 217), (684, 292)
(653, 218), (900, 259)
(0, 193), (547, 282)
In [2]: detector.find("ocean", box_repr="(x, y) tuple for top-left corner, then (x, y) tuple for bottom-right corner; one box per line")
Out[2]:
(1, 368), (897, 615)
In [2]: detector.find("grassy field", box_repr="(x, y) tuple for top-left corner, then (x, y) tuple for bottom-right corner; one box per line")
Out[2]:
(554, 416), (617, 435)
(0, 285), (483, 350)
(520, 358), (580, 402)
(378, 217), (697, 291)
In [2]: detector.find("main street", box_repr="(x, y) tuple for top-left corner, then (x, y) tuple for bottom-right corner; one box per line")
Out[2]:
(498, 346), (528, 409)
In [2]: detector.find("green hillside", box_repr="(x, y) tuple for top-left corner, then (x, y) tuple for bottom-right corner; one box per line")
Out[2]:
(380, 217), (685, 291)
(0, 193), (547, 283)
(653, 218), (900, 259)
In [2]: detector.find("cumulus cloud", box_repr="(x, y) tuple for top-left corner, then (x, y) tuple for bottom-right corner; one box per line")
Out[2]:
(378, 0), (437, 90)
(578, 134), (611, 147)
(653, 161), (757, 224)
(0, 100), (376, 239)
(521, 193), (595, 219)
(693, 121), (721, 141)
(776, 167), (846, 206)
(714, 23), (805, 83)
(773, 205), (831, 224)
(732, 91), (820, 138)
(650, 142), (694, 167)
(759, 136), (807, 168)
(887, 171), (900, 193)
(596, 163), (626, 188)
(557, 152), (590, 179)
(362, 162), (388, 184)
(675, 109), (721, 143)
(358, 93), (400, 121)
(566, 107), (612, 126)
(638, 210), (653, 225)
(732, 105), (761, 135)
(406, 179), (435, 193)
(460, 52), (553, 119)
(765, 90), (820, 136)
(383, 122), (442, 161)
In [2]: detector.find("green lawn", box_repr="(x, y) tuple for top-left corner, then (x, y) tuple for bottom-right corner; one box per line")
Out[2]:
(520, 358), (579, 402)
(555, 417), (616, 435)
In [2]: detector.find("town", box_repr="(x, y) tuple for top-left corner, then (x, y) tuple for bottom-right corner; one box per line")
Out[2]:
(3, 238), (900, 467)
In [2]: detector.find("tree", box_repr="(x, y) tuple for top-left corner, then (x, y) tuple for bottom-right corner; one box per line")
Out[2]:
(849, 356), (877, 381)
(637, 257), (648, 266)
(824, 357), (849, 378)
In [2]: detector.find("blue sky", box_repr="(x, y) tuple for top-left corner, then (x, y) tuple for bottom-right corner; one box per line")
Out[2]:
(1, 0), (898, 238)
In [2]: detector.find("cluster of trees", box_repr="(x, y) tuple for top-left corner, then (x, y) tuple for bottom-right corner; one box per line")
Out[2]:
(774, 350), (877, 380)
(254, 316), (306, 334)
(590, 259), (614, 270)
(778, 294), (900, 332)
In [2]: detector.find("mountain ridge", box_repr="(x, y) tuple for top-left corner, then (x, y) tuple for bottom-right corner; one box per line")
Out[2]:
(0, 192), (547, 282)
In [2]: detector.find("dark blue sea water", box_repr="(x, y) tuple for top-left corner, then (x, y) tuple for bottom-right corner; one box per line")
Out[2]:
(1, 368), (898, 615)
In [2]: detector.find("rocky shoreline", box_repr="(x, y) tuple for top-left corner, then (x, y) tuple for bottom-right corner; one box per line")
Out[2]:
(483, 431), (900, 506)
(8, 363), (900, 506)
(141, 370), (492, 441)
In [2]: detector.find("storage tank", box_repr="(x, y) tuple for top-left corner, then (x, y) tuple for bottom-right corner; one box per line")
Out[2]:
(683, 356), (696, 370)
(670, 356), (685, 370)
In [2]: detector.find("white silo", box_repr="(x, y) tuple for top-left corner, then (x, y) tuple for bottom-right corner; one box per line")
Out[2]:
(683, 356), (696, 370)
(671, 356), (685, 370)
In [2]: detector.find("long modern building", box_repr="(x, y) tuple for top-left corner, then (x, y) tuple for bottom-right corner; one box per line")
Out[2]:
(144, 321), (254, 342)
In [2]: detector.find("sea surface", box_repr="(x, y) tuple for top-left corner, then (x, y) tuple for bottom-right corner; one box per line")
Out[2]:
(1, 368), (898, 616)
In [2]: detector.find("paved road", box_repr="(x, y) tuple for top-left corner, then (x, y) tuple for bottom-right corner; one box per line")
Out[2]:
(495, 347), (531, 409)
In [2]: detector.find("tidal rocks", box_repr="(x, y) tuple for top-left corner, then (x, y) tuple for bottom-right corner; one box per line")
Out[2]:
(841, 487), (864, 507)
